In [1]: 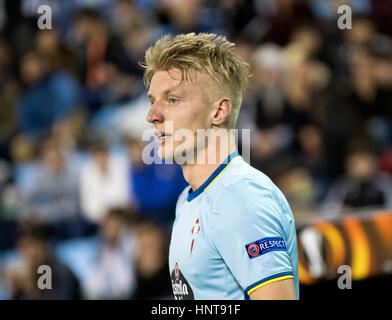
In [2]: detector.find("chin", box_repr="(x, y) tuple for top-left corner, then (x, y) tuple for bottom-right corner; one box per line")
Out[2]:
(158, 141), (197, 165)
(157, 145), (174, 162)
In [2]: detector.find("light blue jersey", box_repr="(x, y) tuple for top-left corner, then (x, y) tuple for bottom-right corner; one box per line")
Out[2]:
(169, 151), (299, 300)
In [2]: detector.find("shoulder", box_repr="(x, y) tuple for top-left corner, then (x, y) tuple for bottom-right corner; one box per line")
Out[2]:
(214, 158), (279, 206)
(211, 159), (290, 225)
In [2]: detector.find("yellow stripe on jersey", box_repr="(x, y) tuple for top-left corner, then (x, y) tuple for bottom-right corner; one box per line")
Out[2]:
(204, 155), (241, 191)
(247, 275), (294, 296)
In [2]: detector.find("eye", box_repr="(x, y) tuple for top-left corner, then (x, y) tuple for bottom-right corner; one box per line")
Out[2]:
(168, 97), (178, 104)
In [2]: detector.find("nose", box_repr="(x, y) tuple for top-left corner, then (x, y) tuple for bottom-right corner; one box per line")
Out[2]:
(146, 102), (164, 124)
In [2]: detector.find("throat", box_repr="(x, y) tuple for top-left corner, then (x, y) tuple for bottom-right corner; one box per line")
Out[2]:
(182, 147), (236, 192)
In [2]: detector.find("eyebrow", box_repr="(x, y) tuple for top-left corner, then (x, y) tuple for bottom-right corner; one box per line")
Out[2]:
(147, 86), (182, 101)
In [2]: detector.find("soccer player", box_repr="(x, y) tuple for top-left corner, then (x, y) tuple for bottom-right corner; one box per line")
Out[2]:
(142, 33), (299, 300)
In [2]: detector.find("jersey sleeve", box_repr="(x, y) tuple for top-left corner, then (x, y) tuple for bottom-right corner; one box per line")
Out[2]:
(209, 178), (296, 299)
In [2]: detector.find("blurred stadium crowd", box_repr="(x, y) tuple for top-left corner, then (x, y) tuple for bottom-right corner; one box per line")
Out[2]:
(0, 0), (392, 299)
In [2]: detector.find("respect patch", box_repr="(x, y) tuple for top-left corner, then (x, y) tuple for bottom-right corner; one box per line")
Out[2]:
(245, 237), (287, 259)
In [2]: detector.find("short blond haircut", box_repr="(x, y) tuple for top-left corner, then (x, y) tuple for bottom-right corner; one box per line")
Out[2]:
(141, 33), (251, 128)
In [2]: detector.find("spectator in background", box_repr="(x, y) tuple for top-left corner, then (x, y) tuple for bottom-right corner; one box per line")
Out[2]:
(83, 208), (137, 299)
(155, 0), (226, 35)
(0, 38), (19, 161)
(297, 124), (325, 176)
(126, 137), (187, 226)
(323, 143), (392, 214)
(282, 46), (330, 132)
(369, 0), (392, 37)
(275, 164), (317, 216)
(261, 0), (315, 45)
(245, 37), (330, 173)
(69, 8), (140, 112)
(35, 29), (79, 77)
(246, 43), (292, 166)
(33, 29), (87, 154)
(379, 146), (392, 176)
(0, 159), (22, 251)
(20, 138), (81, 225)
(311, 0), (371, 21)
(296, 124), (331, 202)
(131, 220), (172, 300)
(80, 140), (130, 224)
(4, 222), (81, 300)
(16, 50), (82, 141)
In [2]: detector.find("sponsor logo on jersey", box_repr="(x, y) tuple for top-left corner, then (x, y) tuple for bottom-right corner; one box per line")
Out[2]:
(171, 262), (195, 300)
(245, 237), (287, 259)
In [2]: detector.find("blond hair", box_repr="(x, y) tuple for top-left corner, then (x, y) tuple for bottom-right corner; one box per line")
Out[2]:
(141, 33), (251, 128)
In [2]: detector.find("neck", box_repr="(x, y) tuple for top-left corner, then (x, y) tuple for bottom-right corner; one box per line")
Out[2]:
(181, 129), (237, 191)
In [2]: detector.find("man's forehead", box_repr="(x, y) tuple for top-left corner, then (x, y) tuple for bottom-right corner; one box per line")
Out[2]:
(148, 68), (211, 96)
(148, 70), (184, 95)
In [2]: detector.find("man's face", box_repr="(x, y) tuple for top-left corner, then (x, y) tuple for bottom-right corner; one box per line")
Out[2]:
(20, 53), (46, 85)
(92, 150), (108, 173)
(18, 238), (47, 268)
(101, 215), (123, 245)
(42, 146), (63, 175)
(146, 68), (213, 162)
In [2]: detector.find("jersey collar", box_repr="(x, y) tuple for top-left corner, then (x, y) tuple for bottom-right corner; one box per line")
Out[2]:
(187, 150), (241, 202)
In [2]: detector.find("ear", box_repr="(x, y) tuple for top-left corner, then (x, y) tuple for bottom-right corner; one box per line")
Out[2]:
(211, 98), (232, 127)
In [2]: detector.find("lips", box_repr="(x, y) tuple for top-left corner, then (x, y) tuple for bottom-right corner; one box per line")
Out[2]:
(155, 131), (172, 144)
